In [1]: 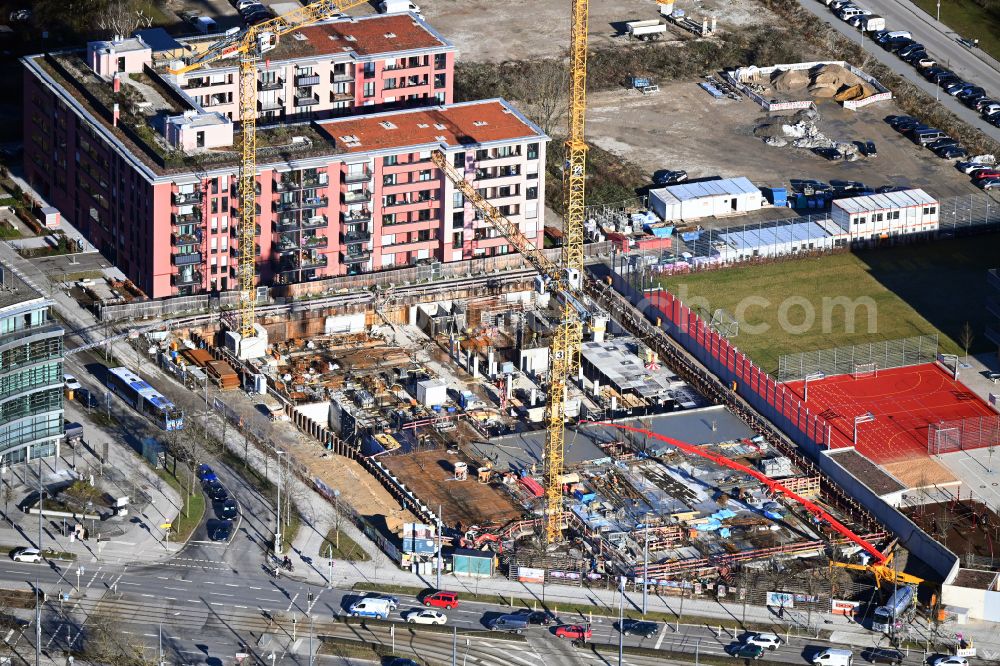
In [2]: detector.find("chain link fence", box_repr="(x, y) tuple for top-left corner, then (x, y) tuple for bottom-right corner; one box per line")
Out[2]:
(928, 415), (1000, 455)
(777, 334), (939, 382)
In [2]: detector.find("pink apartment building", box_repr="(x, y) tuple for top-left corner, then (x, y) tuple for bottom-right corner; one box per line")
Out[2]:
(22, 15), (546, 299)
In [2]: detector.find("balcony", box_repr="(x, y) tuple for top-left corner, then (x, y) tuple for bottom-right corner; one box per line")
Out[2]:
(302, 253), (328, 269)
(475, 167), (521, 181)
(342, 229), (371, 244)
(172, 211), (202, 225)
(173, 191), (202, 205)
(259, 97), (284, 112)
(295, 94), (319, 107)
(173, 252), (202, 267)
(304, 235), (329, 249)
(341, 249), (371, 264)
(331, 91), (354, 102)
(259, 77), (284, 91)
(171, 230), (203, 245)
(295, 73), (321, 87)
(173, 270), (202, 286)
(276, 173), (326, 192)
(344, 168), (373, 184)
(332, 71), (353, 83)
(476, 150), (522, 163)
(276, 215), (327, 232)
(343, 190), (371, 205)
(342, 209), (371, 224)
(303, 174), (328, 188)
(275, 197), (328, 213)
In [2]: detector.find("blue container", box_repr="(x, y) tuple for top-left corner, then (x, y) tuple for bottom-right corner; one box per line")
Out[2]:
(630, 76), (651, 89)
(681, 231), (702, 242)
(766, 187), (787, 207)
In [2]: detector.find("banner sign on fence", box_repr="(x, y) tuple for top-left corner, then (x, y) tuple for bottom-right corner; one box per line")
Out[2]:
(766, 591), (794, 608)
(517, 567), (545, 584)
(831, 599), (860, 616)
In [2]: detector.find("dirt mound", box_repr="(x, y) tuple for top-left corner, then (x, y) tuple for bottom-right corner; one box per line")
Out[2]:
(771, 68), (809, 93)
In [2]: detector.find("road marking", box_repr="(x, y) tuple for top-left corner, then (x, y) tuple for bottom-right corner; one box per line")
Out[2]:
(141, 594), (154, 598)
(188, 599), (199, 603)
(119, 581), (140, 586)
(249, 586), (262, 590)
(156, 576), (169, 580)
(164, 587), (185, 592)
(225, 583), (239, 587)
(285, 592), (299, 613)
(209, 592), (234, 597)
(164, 597), (176, 601)
(210, 602), (224, 607)
(235, 605), (248, 609)
(655, 624), (667, 650)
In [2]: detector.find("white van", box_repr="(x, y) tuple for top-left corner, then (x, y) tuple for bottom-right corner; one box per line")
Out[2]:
(379, 0), (423, 18)
(812, 648), (853, 666)
(348, 598), (392, 619)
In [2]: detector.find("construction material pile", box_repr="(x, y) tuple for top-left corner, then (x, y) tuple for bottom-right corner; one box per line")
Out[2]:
(753, 108), (861, 159)
(769, 64), (875, 101)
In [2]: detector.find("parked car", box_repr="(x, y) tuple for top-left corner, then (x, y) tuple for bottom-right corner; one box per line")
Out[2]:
(935, 146), (967, 159)
(927, 138), (959, 150)
(914, 57), (937, 69)
(617, 619), (659, 638)
(554, 624), (592, 641)
(860, 648), (903, 665)
(813, 147), (843, 161)
(861, 140), (877, 157)
(973, 170), (1000, 180)
(977, 178), (1000, 190)
(422, 591), (458, 609)
(652, 169), (688, 185)
(76, 387), (100, 409)
(897, 43), (924, 58)
(517, 610), (556, 625)
(205, 481), (228, 501)
(921, 66), (949, 81)
(64, 374), (82, 392)
(10, 547), (42, 563)
(943, 82), (969, 96)
(197, 464), (218, 482)
(901, 50), (929, 65)
(744, 632), (782, 650)
(406, 609), (447, 625)
(980, 103), (1000, 117)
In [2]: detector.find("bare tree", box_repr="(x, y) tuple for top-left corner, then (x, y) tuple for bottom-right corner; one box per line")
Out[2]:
(97, 0), (153, 40)
(959, 321), (975, 363)
(505, 61), (568, 137)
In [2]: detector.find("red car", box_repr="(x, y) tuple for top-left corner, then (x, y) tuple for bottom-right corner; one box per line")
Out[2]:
(422, 591), (459, 609)
(555, 624), (592, 641)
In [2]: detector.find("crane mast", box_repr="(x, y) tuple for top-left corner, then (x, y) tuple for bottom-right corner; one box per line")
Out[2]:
(168, 0), (369, 339)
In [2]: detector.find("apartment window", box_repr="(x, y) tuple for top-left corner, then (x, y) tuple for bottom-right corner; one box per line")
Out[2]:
(363, 82), (375, 97)
(383, 173), (397, 186)
(211, 199), (219, 214)
(221, 236), (228, 251)
(475, 149), (488, 161)
(383, 194), (397, 207)
(417, 210), (431, 222)
(363, 62), (375, 79)
(452, 192), (464, 207)
(417, 229), (431, 241)
(497, 145), (514, 158)
(333, 62), (348, 78)
(452, 231), (463, 248)
(434, 53), (447, 70)
(433, 73), (446, 89)
(211, 178), (219, 194)
(526, 201), (538, 219)
(452, 152), (465, 168)
(382, 214), (395, 225)
(435, 92), (446, 103)
(408, 56), (420, 68)
(210, 237), (218, 253)
(418, 170), (432, 182)
(527, 143), (539, 160)
(923, 206), (937, 215)
(384, 155), (398, 167)
(526, 186), (537, 200)
(452, 212), (464, 228)
(210, 217), (218, 232)
(384, 77), (397, 90)
(297, 66), (314, 76)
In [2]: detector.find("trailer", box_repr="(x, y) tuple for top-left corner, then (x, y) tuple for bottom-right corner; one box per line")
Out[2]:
(625, 19), (666, 40)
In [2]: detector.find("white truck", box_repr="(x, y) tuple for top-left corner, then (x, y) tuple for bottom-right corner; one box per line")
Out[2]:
(625, 19), (666, 41)
(379, 0), (423, 18)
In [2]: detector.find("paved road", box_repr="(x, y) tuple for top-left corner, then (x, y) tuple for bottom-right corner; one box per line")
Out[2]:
(797, 0), (1000, 143)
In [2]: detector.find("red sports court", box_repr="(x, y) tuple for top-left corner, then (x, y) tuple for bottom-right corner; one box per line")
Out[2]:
(784, 363), (998, 464)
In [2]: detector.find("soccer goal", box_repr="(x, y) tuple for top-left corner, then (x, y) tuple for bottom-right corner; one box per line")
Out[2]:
(853, 362), (878, 379)
(936, 353), (960, 380)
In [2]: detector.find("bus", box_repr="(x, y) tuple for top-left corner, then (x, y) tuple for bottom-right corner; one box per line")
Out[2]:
(872, 585), (915, 634)
(105, 366), (184, 431)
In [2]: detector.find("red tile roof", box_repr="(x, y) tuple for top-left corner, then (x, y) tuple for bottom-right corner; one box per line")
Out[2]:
(318, 100), (542, 153)
(296, 14), (448, 58)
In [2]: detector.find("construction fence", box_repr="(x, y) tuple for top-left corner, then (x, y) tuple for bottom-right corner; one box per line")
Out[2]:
(928, 415), (1000, 456)
(776, 335), (939, 382)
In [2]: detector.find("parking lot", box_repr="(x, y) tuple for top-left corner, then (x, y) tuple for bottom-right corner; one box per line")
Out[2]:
(587, 81), (989, 198)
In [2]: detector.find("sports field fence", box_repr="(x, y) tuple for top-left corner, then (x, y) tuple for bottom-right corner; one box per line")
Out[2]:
(776, 334), (939, 382)
(928, 415), (1000, 456)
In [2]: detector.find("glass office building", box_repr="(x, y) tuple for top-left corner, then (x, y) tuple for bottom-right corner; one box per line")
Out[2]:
(0, 267), (64, 467)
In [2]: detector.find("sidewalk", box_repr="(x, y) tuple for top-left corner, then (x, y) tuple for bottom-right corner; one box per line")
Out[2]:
(0, 399), (185, 566)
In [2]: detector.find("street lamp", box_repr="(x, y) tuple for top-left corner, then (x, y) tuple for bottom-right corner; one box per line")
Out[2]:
(803, 372), (826, 402)
(854, 412), (875, 447)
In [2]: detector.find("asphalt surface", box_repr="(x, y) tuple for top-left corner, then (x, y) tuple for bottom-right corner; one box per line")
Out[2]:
(798, 0), (1000, 143)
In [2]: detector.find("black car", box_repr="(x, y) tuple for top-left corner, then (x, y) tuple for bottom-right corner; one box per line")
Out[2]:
(860, 648), (904, 665)
(618, 619), (659, 638)
(813, 147), (843, 161)
(207, 519), (233, 542)
(936, 146), (968, 159)
(897, 43), (924, 58)
(205, 481), (228, 501)
(652, 169), (688, 185)
(927, 137), (959, 150)
(217, 498), (238, 520)
(76, 388), (100, 409)
(901, 49), (928, 65)
(938, 74), (962, 88)
(887, 39), (915, 53)
(863, 140), (877, 157)
(517, 610), (556, 625)
(895, 120), (926, 133)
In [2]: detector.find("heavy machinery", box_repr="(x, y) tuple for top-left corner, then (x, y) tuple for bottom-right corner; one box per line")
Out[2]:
(167, 0), (368, 341)
(592, 421), (923, 588)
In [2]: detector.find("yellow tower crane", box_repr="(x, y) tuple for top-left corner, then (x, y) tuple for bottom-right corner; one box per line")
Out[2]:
(168, 0), (369, 339)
